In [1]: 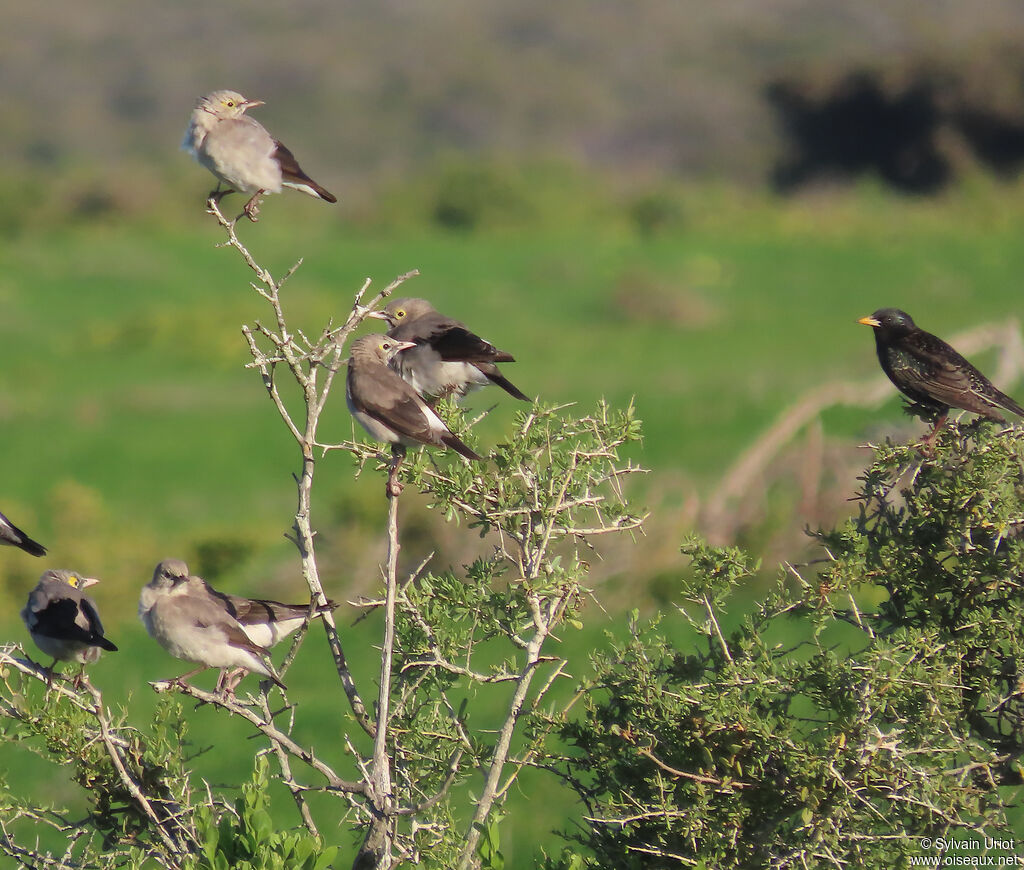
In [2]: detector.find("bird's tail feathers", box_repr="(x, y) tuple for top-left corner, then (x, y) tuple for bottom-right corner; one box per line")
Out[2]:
(484, 370), (530, 401)
(995, 391), (1024, 419)
(443, 434), (483, 462)
(282, 178), (337, 203)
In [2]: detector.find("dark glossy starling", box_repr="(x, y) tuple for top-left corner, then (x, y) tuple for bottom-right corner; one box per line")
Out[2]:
(346, 335), (483, 495)
(858, 307), (1024, 442)
(372, 298), (529, 402)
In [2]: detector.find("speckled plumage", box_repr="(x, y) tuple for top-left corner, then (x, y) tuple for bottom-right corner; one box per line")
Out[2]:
(859, 308), (1024, 435)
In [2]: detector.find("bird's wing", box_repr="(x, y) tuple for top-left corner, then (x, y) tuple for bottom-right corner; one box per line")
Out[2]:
(898, 334), (1008, 417)
(350, 365), (443, 445)
(272, 139), (337, 202)
(225, 593), (310, 626)
(399, 316), (514, 364)
(27, 590), (103, 646)
(79, 597), (118, 651)
(169, 592), (271, 659)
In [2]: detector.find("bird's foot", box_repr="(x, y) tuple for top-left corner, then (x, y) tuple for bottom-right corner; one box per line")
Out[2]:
(243, 193), (263, 222)
(387, 446), (406, 498)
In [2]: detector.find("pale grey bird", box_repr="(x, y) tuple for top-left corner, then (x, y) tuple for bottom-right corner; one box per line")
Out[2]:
(347, 334), (483, 496)
(182, 89), (336, 220)
(139, 559), (288, 693)
(0, 508), (46, 556)
(372, 298), (529, 403)
(21, 569), (117, 683)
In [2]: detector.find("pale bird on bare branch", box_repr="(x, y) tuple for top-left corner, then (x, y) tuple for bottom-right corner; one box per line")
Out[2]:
(140, 558), (334, 694)
(182, 89), (336, 221)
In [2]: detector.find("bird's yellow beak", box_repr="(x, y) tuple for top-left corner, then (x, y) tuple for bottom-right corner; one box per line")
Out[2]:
(858, 316), (881, 327)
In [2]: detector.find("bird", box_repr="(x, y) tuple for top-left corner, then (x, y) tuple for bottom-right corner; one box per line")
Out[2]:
(205, 583), (338, 649)
(371, 297), (529, 403)
(858, 307), (1024, 444)
(181, 89), (336, 221)
(0, 508), (46, 556)
(139, 559), (298, 694)
(21, 569), (117, 684)
(346, 334), (483, 496)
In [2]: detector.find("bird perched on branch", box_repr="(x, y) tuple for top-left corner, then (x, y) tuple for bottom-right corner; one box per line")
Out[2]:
(182, 89), (336, 221)
(0, 508), (46, 556)
(21, 569), (117, 684)
(858, 307), (1024, 444)
(346, 334), (482, 496)
(140, 559), (332, 694)
(372, 297), (529, 403)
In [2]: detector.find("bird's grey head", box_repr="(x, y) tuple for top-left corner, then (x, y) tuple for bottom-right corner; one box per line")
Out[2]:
(376, 297), (437, 327)
(150, 559), (191, 591)
(40, 568), (98, 590)
(351, 335), (416, 365)
(858, 308), (916, 338)
(196, 89), (262, 120)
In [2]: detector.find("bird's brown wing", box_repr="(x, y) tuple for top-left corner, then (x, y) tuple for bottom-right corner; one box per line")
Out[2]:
(167, 587), (267, 657)
(225, 593), (328, 626)
(350, 364), (441, 445)
(272, 140), (337, 202)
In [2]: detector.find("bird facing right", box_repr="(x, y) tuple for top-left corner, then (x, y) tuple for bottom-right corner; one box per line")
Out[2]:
(858, 307), (1024, 443)
(182, 89), (336, 221)
(21, 569), (117, 681)
(346, 334), (483, 496)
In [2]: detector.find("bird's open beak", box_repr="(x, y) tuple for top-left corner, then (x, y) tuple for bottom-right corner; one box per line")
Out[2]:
(857, 316), (881, 327)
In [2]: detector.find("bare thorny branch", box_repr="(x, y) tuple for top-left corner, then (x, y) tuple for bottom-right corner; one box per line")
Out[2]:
(208, 198), (420, 744)
(0, 647), (197, 869)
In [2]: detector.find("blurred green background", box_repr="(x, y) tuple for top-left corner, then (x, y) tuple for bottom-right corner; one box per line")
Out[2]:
(4, 1), (1024, 866)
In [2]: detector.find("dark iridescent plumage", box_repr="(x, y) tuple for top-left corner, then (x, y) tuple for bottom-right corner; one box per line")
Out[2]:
(859, 307), (1024, 441)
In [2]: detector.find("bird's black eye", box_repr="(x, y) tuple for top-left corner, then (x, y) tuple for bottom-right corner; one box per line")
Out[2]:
(396, 309), (406, 319)
(225, 100), (235, 108)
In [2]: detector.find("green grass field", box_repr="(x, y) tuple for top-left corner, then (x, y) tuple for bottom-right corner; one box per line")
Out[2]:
(3, 174), (1024, 866)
